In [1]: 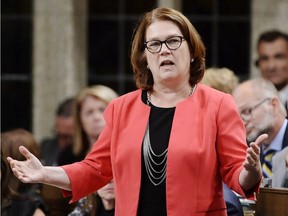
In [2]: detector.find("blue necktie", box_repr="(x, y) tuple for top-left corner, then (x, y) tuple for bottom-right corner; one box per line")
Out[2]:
(262, 148), (276, 178)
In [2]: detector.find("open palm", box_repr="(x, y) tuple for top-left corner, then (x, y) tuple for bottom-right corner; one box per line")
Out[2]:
(7, 146), (44, 183)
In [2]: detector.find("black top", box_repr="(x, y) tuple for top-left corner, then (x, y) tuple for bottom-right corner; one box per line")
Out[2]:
(1, 191), (49, 216)
(137, 91), (175, 216)
(97, 202), (115, 216)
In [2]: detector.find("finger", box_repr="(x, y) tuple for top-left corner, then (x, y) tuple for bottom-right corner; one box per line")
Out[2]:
(11, 167), (23, 178)
(19, 146), (33, 160)
(7, 157), (13, 163)
(18, 175), (31, 183)
(247, 148), (258, 161)
(246, 154), (256, 165)
(249, 142), (260, 156)
(243, 155), (260, 170)
(251, 134), (268, 147)
(8, 158), (17, 169)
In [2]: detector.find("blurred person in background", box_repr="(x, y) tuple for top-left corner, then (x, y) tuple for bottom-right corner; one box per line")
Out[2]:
(40, 97), (75, 166)
(58, 85), (119, 165)
(201, 67), (239, 94)
(40, 97), (76, 216)
(233, 78), (288, 183)
(65, 85), (118, 216)
(41, 86), (118, 216)
(255, 30), (288, 111)
(272, 146), (288, 188)
(69, 181), (115, 216)
(1, 129), (48, 216)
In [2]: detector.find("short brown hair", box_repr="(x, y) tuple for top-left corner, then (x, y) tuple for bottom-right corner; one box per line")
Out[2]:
(257, 30), (288, 48)
(131, 7), (206, 90)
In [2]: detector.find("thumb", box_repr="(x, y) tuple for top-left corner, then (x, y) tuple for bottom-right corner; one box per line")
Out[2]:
(253, 134), (268, 147)
(19, 146), (34, 160)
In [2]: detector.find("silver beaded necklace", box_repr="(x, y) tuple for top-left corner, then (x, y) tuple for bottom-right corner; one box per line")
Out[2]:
(144, 85), (196, 186)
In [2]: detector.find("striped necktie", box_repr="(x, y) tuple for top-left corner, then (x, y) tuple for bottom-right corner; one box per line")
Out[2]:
(262, 148), (276, 178)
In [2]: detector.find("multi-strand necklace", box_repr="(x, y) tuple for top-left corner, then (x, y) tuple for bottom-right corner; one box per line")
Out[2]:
(143, 124), (168, 186)
(144, 85), (196, 186)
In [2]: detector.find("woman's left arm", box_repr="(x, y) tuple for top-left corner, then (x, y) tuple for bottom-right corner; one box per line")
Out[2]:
(239, 134), (268, 191)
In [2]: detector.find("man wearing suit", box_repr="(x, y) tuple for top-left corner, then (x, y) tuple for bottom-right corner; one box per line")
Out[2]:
(41, 97), (75, 166)
(272, 146), (288, 188)
(233, 78), (288, 185)
(255, 30), (288, 112)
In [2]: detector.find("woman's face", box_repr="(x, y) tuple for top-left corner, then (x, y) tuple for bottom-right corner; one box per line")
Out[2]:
(97, 181), (115, 201)
(145, 20), (191, 87)
(80, 95), (107, 142)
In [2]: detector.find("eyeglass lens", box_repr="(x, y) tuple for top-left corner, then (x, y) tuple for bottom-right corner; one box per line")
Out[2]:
(145, 36), (183, 53)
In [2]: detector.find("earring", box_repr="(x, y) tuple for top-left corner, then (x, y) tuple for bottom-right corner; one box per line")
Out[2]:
(191, 58), (194, 63)
(147, 65), (150, 70)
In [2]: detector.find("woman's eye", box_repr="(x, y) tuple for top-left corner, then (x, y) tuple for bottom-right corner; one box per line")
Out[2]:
(149, 41), (160, 47)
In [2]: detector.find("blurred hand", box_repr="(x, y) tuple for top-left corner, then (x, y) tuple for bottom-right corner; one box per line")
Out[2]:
(7, 146), (44, 183)
(243, 134), (268, 171)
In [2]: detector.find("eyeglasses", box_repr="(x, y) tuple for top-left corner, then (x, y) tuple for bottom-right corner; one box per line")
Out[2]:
(144, 36), (185, 53)
(240, 98), (270, 121)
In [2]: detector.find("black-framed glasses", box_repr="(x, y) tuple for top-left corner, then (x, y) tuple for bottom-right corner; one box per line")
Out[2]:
(240, 98), (270, 121)
(144, 36), (185, 53)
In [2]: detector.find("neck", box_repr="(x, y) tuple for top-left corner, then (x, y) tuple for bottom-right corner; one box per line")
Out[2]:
(149, 84), (194, 107)
(101, 198), (115, 210)
(275, 82), (288, 91)
(265, 118), (285, 144)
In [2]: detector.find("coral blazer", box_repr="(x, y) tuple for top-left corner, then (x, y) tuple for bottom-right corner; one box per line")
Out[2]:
(62, 84), (257, 216)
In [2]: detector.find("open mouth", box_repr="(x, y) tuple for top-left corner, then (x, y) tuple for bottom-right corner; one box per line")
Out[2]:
(160, 60), (174, 67)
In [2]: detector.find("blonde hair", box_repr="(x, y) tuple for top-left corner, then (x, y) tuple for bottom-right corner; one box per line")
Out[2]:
(73, 85), (118, 156)
(201, 67), (239, 94)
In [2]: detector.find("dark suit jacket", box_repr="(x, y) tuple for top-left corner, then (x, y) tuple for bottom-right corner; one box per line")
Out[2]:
(41, 137), (75, 166)
(260, 122), (288, 165)
(40, 137), (60, 166)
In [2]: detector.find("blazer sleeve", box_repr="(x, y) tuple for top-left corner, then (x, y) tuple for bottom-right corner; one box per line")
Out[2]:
(216, 94), (259, 199)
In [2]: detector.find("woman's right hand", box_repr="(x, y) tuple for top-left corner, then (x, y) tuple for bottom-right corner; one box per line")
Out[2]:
(7, 146), (44, 183)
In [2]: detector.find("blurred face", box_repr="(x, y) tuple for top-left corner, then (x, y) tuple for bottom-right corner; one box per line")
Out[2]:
(233, 88), (275, 143)
(55, 116), (74, 149)
(97, 181), (115, 202)
(80, 96), (107, 143)
(145, 20), (191, 87)
(257, 38), (288, 90)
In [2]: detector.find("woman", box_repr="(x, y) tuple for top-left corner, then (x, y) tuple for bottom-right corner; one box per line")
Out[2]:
(57, 85), (119, 165)
(201, 67), (239, 94)
(61, 85), (118, 215)
(69, 181), (115, 216)
(1, 129), (48, 216)
(8, 8), (266, 216)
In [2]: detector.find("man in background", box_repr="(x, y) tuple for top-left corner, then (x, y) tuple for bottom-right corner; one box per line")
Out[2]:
(40, 97), (77, 216)
(233, 78), (288, 186)
(255, 30), (288, 111)
(40, 97), (75, 166)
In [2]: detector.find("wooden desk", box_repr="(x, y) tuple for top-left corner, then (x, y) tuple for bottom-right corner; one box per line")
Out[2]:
(255, 187), (288, 216)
